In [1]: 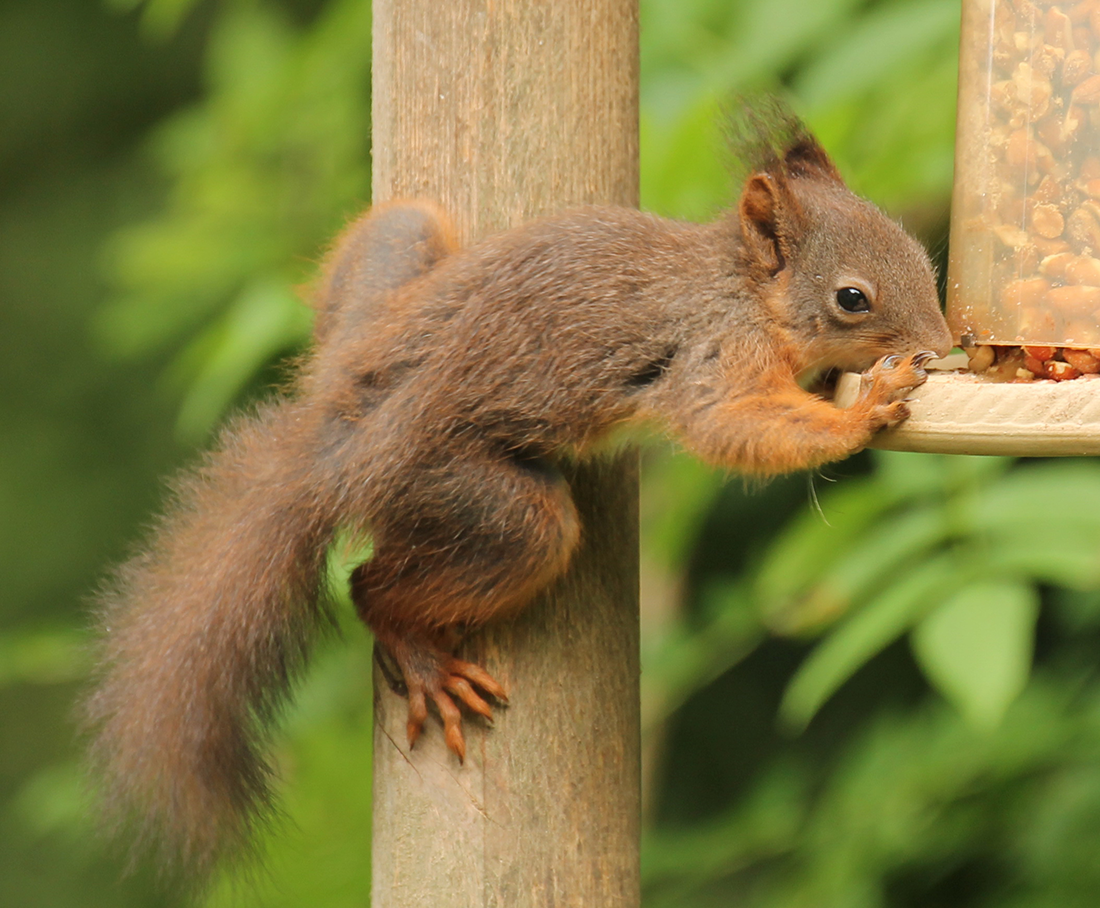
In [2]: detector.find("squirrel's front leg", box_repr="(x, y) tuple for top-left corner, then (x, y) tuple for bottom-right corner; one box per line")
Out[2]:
(676, 351), (935, 475)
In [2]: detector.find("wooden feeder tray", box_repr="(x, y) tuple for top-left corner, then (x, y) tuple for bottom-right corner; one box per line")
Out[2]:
(835, 357), (1100, 457)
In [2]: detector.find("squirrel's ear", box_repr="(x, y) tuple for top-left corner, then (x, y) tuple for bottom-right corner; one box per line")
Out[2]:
(781, 135), (843, 185)
(738, 172), (788, 275)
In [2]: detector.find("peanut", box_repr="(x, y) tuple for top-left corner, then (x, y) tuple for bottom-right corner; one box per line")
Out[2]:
(1063, 347), (1100, 369)
(1024, 344), (1059, 359)
(1067, 205), (1100, 248)
(1048, 359), (1082, 378)
(1024, 353), (1050, 374)
(1002, 277), (1052, 307)
(1032, 202), (1067, 236)
(967, 345), (998, 372)
(1064, 47), (1093, 81)
(1066, 252), (1100, 281)
(1039, 250), (1077, 276)
(1047, 282), (1100, 308)
(1073, 72), (1100, 101)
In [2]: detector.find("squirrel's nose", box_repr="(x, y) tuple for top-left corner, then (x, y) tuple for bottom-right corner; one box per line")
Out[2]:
(921, 312), (953, 358)
(931, 320), (953, 358)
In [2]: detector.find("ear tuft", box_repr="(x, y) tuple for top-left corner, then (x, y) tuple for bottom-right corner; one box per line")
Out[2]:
(729, 95), (844, 276)
(725, 94), (843, 187)
(781, 135), (842, 184)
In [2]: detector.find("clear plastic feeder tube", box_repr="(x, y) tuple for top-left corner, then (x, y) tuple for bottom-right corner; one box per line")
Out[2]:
(948, 0), (1100, 351)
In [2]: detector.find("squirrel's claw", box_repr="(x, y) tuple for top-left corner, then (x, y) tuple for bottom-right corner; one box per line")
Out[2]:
(407, 688), (429, 749)
(855, 351), (933, 432)
(444, 675), (495, 721)
(431, 689), (467, 762)
(386, 639), (508, 762)
(862, 351), (931, 401)
(450, 658), (509, 703)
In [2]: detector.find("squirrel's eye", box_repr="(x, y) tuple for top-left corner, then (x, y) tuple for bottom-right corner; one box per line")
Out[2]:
(836, 286), (871, 313)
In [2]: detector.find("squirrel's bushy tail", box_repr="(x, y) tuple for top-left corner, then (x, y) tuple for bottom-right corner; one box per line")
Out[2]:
(82, 399), (335, 874)
(83, 200), (456, 876)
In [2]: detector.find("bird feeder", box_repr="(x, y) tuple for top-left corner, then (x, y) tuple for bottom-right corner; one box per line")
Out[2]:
(851, 0), (1100, 455)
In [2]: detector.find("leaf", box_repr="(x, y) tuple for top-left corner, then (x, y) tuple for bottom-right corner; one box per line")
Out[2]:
(640, 96), (731, 219)
(797, 37), (959, 213)
(642, 580), (764, 732)
(11, 764), (89, 837)
(713, 0), (865, 91)
(754, 479), (903, 620)
(327, 530), (374, 594)
(640, 448), (726, 570)
(0, 630), (89, 687)
(642, 762), (806, 885)
(971, 463), (1100, 534)
(912, 581), (1039, 729)
(984, 537), (1100, 590)
(134, 0), (203, 39)
(793, 0), (960, 108)
(205, 643), (374, 907)
(762, 505), (948, 636)
(779, 553), (962, 730)
(872, 449), (1012, 499)
(172, 278), (312, 440)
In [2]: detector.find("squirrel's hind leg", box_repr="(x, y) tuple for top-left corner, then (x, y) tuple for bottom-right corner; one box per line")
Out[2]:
(313, 200), (457, 346)
(350, 449), (580, 761)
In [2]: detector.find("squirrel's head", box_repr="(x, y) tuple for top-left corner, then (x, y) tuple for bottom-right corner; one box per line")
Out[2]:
(732, 111), (952, 376)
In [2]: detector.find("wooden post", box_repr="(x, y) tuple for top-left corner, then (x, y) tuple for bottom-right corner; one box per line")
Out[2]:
(370, 2), (640, 907)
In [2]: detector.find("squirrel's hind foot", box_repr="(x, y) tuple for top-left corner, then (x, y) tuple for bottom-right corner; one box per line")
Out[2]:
(376, 634), (507, 762)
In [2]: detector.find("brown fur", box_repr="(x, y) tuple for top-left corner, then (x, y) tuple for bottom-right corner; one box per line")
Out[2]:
(82, 126), (952, 875)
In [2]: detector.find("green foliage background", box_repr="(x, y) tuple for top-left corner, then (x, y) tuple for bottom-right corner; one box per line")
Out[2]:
(6, 0), (1100, 905)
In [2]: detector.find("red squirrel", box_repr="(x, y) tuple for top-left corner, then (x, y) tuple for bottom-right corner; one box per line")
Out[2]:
(83, 114), (952, 872)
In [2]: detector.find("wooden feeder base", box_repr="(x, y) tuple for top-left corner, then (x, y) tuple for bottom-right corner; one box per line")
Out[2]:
(835, 369), (1100, 457)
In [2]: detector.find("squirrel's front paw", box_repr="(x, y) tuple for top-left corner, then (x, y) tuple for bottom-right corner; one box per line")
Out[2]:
(858, 351), (936, 429)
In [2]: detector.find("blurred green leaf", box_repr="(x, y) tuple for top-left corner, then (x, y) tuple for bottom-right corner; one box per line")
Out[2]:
(767, 459), (1100, 732)
(172, 278), (313, 439)
(645, 680), (1095, 906)
(204, 640), (374, 908)
(712, 0), (864, 91)
(0, 630), (88, 687)
(780, 553), (962, 730)
(971, 462), (1100, 532)
(99, 0), (371, 435)
(913, 581), (1038, 729)
(11, 763), (90, 839)
(808, 51), (958, 214)
(104, 0), (202, 39)
(793, 0), (959, 108)
(143, 0), (201, 38)
(984, 536), (1100, 590)
(640, 448), (725, 569)
(763, 505), (948, 635)
(103, 0), (145, 12)
(643, 762), (806, 886)
(640, 96), (730, 219)
(871, 449), (1011, 499)
(642, 579), (763, 732)
(754, 479), (899, 616)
